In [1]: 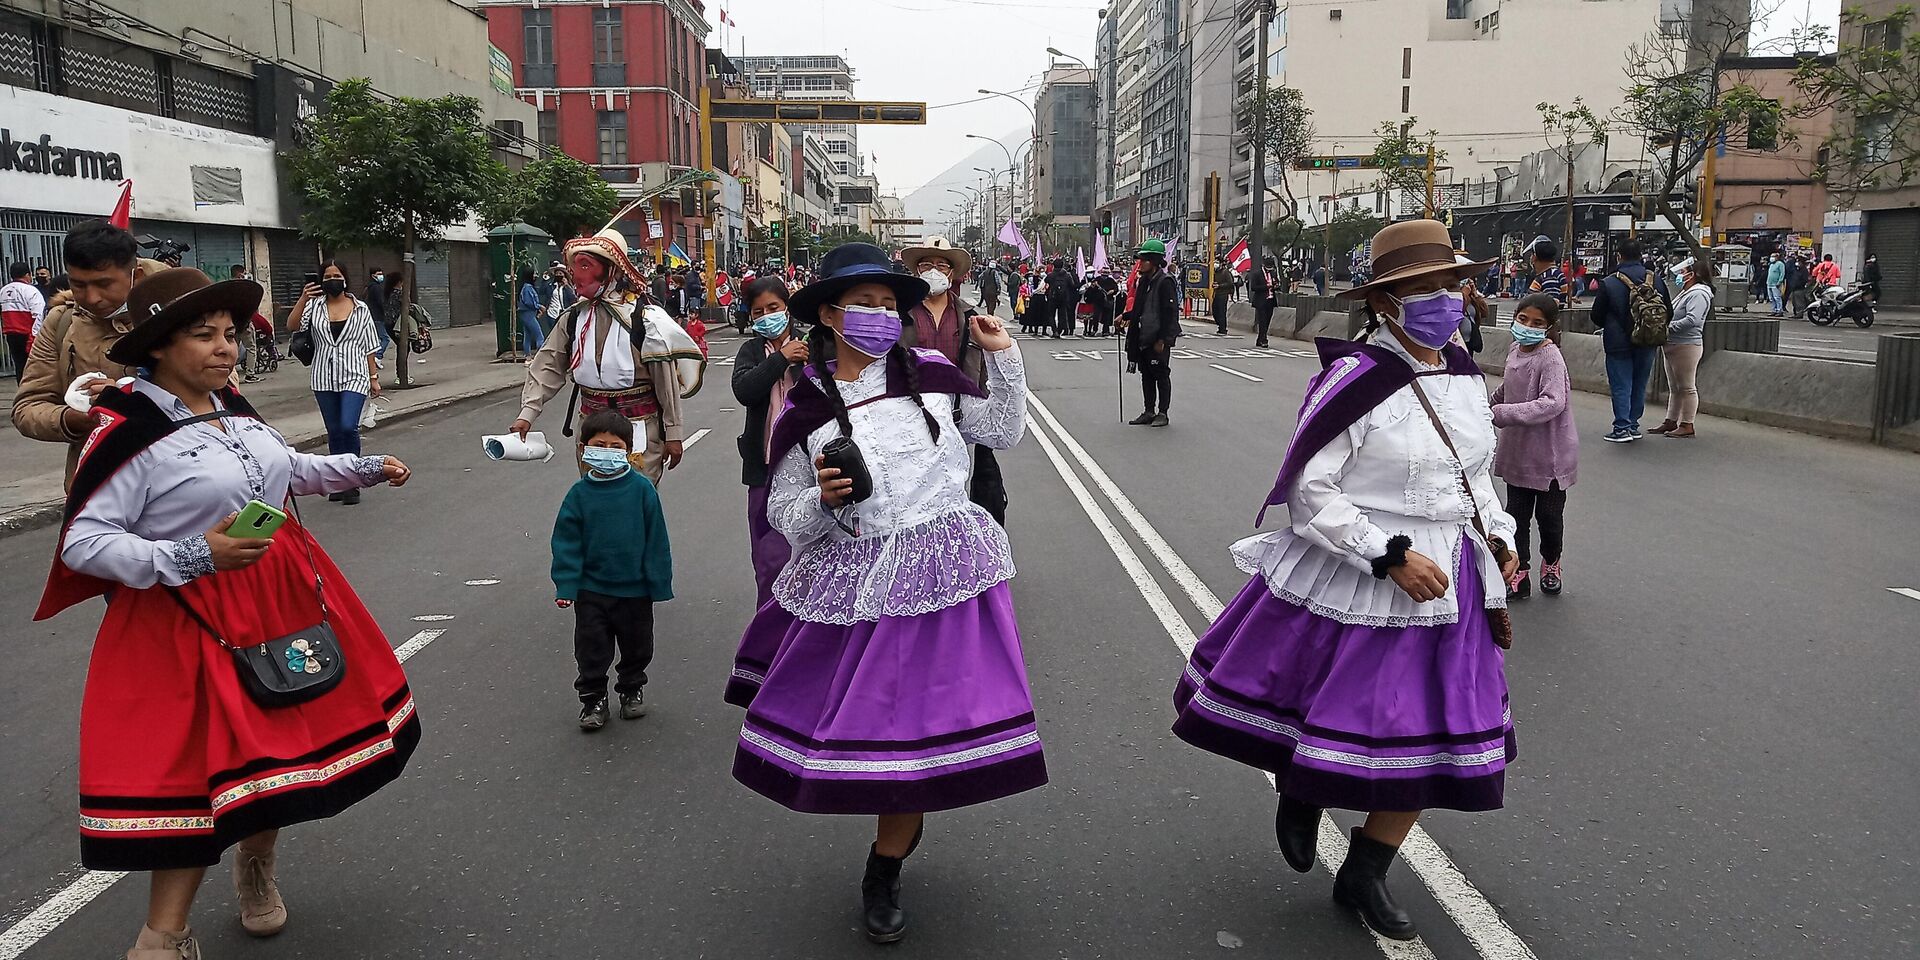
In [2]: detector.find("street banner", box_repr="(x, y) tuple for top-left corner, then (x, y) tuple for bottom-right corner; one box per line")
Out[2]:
(1092, 233), (1108, 272)
(1076, 246), (1088, 279)
(1228, 238), (1251, 274)
(666, 242), (690, 268)
(1036, 235), (1045, 267)
(1166, 237), (1179, 261)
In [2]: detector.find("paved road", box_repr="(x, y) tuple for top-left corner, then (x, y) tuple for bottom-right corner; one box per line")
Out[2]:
(1485, 297), (1901, 363)
(3, 304), (1918, 959)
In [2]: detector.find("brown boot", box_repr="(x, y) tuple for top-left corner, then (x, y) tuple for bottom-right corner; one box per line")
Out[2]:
(234, 847), (287, 937)
(1667, 423), (1696, 439)
(1647, 419), (1678, 435)
(127, 925), (200, 960)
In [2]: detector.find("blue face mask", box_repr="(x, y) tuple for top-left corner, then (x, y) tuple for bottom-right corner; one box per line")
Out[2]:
(752, 311), (789, 338)
(1510, 320), (1549, 346)
(581, 447), (632, 479)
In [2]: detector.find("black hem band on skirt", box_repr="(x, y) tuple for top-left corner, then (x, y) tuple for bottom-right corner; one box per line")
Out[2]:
(79, 714), (422, 872)
(732, 750), (1048, 816)
(722, 676), (762, 710)
(1170, 709), (1510, 814)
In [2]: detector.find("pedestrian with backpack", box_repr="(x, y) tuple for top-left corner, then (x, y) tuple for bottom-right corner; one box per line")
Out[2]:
(1589, 239), (1668, 443)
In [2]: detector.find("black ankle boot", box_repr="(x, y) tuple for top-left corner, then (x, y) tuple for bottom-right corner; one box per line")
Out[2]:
(861, 845), (907, 944)
(1332, 828), (1416, 941)
(1275, 794), (1322, 873)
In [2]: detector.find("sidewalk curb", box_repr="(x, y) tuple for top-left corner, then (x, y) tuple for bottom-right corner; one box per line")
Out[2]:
(0, 380), (520, 544)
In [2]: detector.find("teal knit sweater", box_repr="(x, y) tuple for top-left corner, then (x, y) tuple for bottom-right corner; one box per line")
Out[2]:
(549, 472), (674, 601)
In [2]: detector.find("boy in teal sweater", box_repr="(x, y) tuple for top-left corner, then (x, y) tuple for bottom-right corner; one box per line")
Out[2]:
(552, 410), (674, 731)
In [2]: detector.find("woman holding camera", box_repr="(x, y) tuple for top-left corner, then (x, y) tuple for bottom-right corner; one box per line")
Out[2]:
(36, 268), (416, 960)
(729, 243), (1043, 944)
(287, 260), (381, 505)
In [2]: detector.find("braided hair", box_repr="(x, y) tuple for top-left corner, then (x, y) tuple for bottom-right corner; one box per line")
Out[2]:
(805, 312), (941, 444)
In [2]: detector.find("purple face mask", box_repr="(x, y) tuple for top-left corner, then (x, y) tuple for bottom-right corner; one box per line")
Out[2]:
(835, 304), (903, 358)
(1388, 289), (1464, 350)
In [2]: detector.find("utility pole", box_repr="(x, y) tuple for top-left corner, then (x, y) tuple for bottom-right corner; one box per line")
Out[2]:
(1205, 172), (1220, 302)
(1424, 140), (1437, 219)
(1699, 129), (1719, 247)
(698, 71), (717, 309)
(1324, 149), (1337, 269)
(1248, 0), (1273, 287)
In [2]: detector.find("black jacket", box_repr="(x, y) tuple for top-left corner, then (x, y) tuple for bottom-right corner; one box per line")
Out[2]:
(731, 336), (798, 487)
(1591, 262), (1669, 356)
(1123, 270), (1182, 361)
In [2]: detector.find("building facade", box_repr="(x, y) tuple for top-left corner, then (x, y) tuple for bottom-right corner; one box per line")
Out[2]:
(1824, 0), (1920, 305)
(1708, 56), (1833, 264)
(485, 0), (711, 260)
(1034, 66), (1096, 230)
(1, 0), (533, 329)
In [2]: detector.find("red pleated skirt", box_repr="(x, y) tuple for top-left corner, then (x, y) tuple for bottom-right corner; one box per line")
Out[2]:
(77, 521), (420, 871)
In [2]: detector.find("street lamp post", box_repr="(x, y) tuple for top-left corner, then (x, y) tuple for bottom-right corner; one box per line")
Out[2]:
(967, 134), (1018, 254)
(979, 88), (1044, 219)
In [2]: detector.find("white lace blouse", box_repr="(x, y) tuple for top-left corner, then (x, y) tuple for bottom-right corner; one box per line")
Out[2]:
(60, 380), (386, 590)
(768, 346), (1027, 624)
(1233, 333), (1517, 627)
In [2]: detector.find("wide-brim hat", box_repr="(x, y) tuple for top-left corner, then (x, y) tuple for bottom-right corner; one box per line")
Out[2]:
(562, 228), (644, 289)
(108, 268), (263, 366)
(1335, 219), (1495, 300)
(901, 235), (973, 276)
(787, 242), (930, 323)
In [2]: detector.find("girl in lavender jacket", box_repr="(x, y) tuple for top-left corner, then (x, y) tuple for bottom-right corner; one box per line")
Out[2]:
(1492, 293), (1578, 599)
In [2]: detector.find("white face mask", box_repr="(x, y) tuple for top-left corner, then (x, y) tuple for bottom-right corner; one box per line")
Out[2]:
(919, 269), (952, 297)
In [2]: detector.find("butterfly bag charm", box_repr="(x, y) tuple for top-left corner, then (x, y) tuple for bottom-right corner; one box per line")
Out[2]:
(165, 499), (347, 707)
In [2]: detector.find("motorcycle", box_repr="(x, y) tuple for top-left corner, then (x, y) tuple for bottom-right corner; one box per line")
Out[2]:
(1807, 283), (1875, 328)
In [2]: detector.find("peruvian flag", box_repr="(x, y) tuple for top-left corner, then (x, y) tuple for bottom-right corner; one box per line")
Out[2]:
(108, 180), (133, 230)
(1227, 238), (1251, 275)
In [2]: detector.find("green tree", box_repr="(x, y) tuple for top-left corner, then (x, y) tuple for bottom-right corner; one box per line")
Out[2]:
(1613, 8), (1781, 261)
(1238, 84), (1317, 223)
(282, 78), (495, 384)
(479, 154), (620, 243)
(1793, 6), (1920, 197)
(1537, 98), (1609, 284)
(1368, 118), (1445, 212)
(961, 224), (985, 246)
(1326, 208), (1385, 266)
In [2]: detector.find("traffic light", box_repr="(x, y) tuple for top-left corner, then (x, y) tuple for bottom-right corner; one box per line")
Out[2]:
(680, 188), (700, 218)
(1100, 211), (1113, 236)
(769, 221), (783, 240)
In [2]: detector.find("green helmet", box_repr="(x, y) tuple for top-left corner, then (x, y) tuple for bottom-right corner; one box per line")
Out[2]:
(1137, 238), (1167, 258)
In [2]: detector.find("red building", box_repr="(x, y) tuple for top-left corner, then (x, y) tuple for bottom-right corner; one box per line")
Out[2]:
(485, 0), (710, 258)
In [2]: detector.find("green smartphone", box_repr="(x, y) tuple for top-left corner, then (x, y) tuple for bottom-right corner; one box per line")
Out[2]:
(229, 500), (288, 539)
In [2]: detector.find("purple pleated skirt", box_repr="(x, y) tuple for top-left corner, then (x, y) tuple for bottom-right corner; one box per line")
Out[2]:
(1173, 540), (1515, 813)
(732, 582), (1048, 815)
(744, 484), (789, 606)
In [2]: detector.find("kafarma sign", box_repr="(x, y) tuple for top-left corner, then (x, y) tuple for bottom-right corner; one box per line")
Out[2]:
(0, 128), (124, 180)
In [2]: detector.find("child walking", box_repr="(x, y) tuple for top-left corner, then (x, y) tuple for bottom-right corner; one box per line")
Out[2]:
(1491, 293), (1578, 599)
(551, 410), (674, 731)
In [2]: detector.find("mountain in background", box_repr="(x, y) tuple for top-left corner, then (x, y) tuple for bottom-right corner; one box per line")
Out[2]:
(900, 131), (1025, 238)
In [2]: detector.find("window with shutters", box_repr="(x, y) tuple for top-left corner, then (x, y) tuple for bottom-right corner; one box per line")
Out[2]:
(522, 10), (555, 87)
(598, 111), (628, 166)
(537, 110), (557, 148)
(593, 8), (626, 86)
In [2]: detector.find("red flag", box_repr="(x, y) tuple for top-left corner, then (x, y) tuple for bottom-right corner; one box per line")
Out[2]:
(108, 180), (133, 230)
(1228, 238), (1251, 275)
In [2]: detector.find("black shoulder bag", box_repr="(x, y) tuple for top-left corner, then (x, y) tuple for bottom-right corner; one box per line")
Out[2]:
(168, 491), (345, 708)
(1407, 378), (1515, 650)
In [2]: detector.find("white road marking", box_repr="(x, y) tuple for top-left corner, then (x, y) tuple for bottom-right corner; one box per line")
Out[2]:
(412, 614), (456, 622)
(1209, 363), (1264, 383)
(1, 625), (453, 958)
(1889, 587), (1920, 603)
(683, 428), (712, 449)
(1780, 336), (1841, 344)
(464, 578), (501, 586)
(1028, 395), (1539, 960)
(0, 870), (128, 960)
(393, 628), (446, 663)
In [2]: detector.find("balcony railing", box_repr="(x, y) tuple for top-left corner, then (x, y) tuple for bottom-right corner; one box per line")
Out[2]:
(522, 63), (556, 87)
(592, 63), (627, 86)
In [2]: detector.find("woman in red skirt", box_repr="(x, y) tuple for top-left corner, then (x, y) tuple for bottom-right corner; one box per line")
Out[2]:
(35, 267), (419, 960)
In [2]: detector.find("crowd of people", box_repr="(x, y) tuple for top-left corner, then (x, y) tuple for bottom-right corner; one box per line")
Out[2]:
(1, 204), (1808, 958)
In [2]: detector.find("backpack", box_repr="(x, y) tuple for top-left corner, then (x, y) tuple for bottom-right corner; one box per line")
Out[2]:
(1626, 274), (1670, 348)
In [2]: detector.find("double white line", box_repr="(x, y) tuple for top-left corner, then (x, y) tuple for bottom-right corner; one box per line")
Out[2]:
(1023, 394), (1538, 960)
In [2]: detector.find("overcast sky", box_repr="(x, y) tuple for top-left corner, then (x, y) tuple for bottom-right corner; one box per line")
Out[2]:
(719, 0), (1839, 203)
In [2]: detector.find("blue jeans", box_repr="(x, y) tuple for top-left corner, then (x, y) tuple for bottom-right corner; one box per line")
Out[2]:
(1769, 285), (1785, 314)
(314, 390), (367, 455)
(1604, 348), (1657, 432)
(519, 312), (545, 352)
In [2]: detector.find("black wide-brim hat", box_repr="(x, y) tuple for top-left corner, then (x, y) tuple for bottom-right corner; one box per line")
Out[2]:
(787, 242), (930, 324)
(108, 267), (265, 366)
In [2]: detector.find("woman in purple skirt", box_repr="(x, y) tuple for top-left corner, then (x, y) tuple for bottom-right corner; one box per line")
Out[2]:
(730, 243), (1045, 943)
(1173, 220), (1521, 941)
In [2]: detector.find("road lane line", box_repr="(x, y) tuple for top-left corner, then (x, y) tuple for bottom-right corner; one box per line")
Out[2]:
(1028, 397), (1539, 960)
(683, 428), (711, 449)
(0, 870), (128, 960)
(1027, 412), (1434, 960)
(1889, 587), (1920, 602)
(1, 625), (454, 957)
(1209, 363), (1265, 383)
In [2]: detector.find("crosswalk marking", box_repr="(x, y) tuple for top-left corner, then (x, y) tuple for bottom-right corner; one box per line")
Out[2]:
(1889, 587), (1920, 602)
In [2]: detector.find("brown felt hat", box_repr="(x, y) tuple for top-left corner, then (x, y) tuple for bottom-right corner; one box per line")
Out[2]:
(1335, 219), (1496, 300)
(108, 268), (264, 365)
